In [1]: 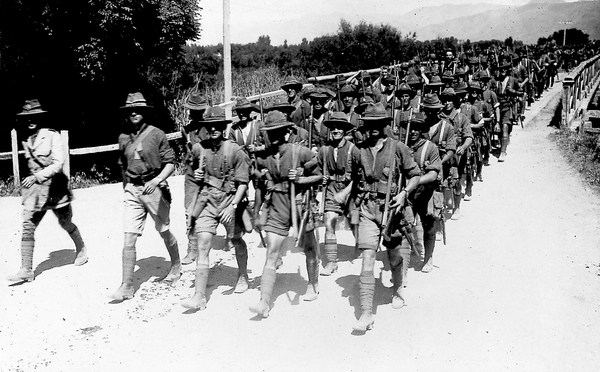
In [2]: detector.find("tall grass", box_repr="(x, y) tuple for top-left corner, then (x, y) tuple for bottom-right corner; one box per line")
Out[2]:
(552, 127), (600, 187)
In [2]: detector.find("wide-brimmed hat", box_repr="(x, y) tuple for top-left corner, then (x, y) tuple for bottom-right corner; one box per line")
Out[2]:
(305, 87), (335, 102)
(121, 92), (153, 109)
(498, 60), (511, 69)
(400, 62), (409, 69)
(395, 82), (416, 98)
(441, 70), (454, 83)
(183, 91), (208, 111)
(233, 97), (259, 113)
(323, 112), (354, 132)
(281, 78), (303, 92)
(261, 110), (295, 131)
(405, 112), (429, 131)
(405, 74), (422, 86)
(427, 75), (444, 87)
(359, 102), (392, 123)
(381, 74), (396, 87)
(454, 81), (468, 95)
(197, 106), (232, 126)
(468, 81), (483, 92)
(339, 84), (357, 97)
(453, 68), (466, 78)
(354, 96), (375, 115)
(421, 93), (444, 110)
(476, 70), (492, 81)
(264, 100), (296, 115)
(468, 57), (479, 65)
(17, 99), (48, 116)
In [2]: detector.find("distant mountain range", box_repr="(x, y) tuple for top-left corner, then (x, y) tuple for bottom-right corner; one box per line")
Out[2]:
(397, 0), (600, 43)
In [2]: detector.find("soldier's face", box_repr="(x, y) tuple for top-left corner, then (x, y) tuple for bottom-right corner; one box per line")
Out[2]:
(446, 52), (453, 60)
(442, 98), (454, 111)
(407, 128), (421, 144)
(342, 95), (354, 108)
(330, 124), (345, 140)
(128, 110), (144, 126)
(285, 88), (297, 99)
(367, 124), (385, 139)
(237, 109), (251, 121)
(267, 128), (286, 146)
(312, 99), (326, 111)
(207, 124), (226, 140)
(400, 93), (411, 106)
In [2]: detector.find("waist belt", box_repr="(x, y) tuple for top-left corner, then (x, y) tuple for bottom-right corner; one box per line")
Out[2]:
(204, 174), (234, 193)
(267, 181), (289, 193)
(127, 171), (159, 186)
(360, 180), (397, 196)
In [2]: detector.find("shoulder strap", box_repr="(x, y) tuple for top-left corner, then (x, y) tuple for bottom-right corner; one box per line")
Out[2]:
(130, 126), (156, 150)
(439, 121), (446, 145)
(291, 143), (300, 169)
(420, 141), (430, 168)
(323, 147), (329, 176)
(345, 142), (354, 179)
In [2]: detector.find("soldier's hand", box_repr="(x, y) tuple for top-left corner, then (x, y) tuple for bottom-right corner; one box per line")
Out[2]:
(494, 123), (501, 133)
(389, 190), (407, 210)
(288, 168), (298, 182)
(143, 177), (161, 195)
(322, 174), (330, 185)
(456, 146), (465, 156)
(219, 204), (236, 225)
(311, 146), (318, 155)
(247, 144), (257, 153)
(194, 168), (205, 181)
(21, 175), (36, 188)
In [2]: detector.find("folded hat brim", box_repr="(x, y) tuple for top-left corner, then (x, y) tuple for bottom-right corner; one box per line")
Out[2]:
(262, 122), (294, 131)
(422, 103), (444, 109)
(183, 102), (208, 110)
(323, 120), (355, 131)
(281, 83), (303, 91)
(426, 82), (445, 86)
(360, 116), (392, 122)
(17, 109), (47, 116)
(121, 104), (153, 109)
(197, 118), (232, 126)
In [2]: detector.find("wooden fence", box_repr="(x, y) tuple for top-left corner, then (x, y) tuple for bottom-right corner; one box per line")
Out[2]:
(562, 54), (600, 130)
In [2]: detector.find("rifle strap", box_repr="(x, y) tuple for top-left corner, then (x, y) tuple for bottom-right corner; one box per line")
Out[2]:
(420, 141), (430, 169)
(439, 121), (446, 146)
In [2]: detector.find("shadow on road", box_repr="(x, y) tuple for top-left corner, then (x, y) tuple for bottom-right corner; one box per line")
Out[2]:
(336, 273), (391, 320)
(33, 249), (74, 278)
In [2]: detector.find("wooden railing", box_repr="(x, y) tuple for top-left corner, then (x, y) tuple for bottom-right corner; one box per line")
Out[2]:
(562, 54), (600, 130)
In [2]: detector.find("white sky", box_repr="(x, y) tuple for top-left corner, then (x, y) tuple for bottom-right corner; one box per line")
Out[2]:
(195, 0), (538, 46)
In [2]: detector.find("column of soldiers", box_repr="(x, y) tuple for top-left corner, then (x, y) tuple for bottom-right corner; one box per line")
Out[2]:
(8, 45), (569, 334)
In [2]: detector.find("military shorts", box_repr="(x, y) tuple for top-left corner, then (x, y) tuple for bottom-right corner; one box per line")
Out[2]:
(324, 181), (349, 215)
(123, 183), (171, 235)
(194, 187), (244, 238)
(263, 191), (305, 237)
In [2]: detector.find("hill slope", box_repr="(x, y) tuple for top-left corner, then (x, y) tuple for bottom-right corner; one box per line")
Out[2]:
(413, 0), (600, 43)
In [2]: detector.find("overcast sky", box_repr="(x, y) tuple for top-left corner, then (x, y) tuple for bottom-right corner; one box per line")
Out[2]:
(195, 0), (545, 46)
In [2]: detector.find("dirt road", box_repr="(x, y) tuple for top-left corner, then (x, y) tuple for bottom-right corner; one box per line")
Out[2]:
(1, 79), (600, 372)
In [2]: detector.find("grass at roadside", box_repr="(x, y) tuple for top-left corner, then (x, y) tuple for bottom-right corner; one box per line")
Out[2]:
(551, 126), (600, 188)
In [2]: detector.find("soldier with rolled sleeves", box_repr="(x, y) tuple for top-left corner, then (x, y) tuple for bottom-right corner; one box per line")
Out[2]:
(7, 100), (88, 283)
(496, 59), (522, 162)
(423, 93), (456, 241)
(249, 111), (322, 318)
(281, 78), (310, 128)
(439, 88), (473, 220)
(181, 92), (208, 265)
(304, 87), (336, 150)
(111, 92), (180, 301)
(317, 112), (356, 276)
(181, 106), (251, 311)
(350, 102), (421, 333)
(403, 113), (442, 273)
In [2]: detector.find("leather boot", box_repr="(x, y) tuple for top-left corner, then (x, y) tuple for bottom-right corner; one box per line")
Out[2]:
(8, 235), (35, 282)
(353, 273), (375, 332)
(250, 267), (276, 318)
(182, 235), (198, 265)
(7, 268), (34, 283)
(181, 263), (209, 310)
(233, 238), (249, 293)
(302, 258), (319, 301)
(69, 228), (88, 266)
(320, 239), (338, 276)
(110, 246), (136, 301)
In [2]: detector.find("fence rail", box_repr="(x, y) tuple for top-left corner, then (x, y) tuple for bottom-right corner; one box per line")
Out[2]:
(562, 54), (600, 130)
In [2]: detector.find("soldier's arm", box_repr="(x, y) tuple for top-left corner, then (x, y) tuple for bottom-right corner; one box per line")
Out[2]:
(32, 130), (65, 183)
(293, 147), (321, 185)
(418, 143), (442, 186)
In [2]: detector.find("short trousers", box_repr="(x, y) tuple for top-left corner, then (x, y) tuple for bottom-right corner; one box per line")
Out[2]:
(263, 191), (304, 237)
(324, 181), (349, 215)
(194, 188), (244, 238)
(123, 183), (171, 235)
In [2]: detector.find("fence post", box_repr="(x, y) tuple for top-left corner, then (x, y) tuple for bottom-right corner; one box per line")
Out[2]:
(61, 130), (70, 178)
(10, 128), (20, 190)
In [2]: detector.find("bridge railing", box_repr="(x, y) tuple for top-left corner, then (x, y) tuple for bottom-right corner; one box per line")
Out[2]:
(562, 54), (600, 130)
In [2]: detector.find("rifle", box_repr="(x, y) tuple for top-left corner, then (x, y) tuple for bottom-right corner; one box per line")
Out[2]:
(380, 108), (418, 255)
(295, 105), (315, 248)
(391, 61), (399, 134)
(336, 74), (343, 112)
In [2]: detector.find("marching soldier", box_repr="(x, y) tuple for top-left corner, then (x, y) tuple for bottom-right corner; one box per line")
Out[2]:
(181, 106), (251, 310)
(496, 59), (522, 162)
(439, 88), (473, 219)
(469, 81), (493, 181)
(181, 92), (209, 265)
(111, 92), (180, 301)
(264, 101), (309, 146)
(281, 78), (310, 128)
(250, 110), (322, 318)
(350, 102), (421, 333)
(403, 113), (442, 273)
(392, 82), (416, 137)
(478, 71), (501, 152)
(229, 97), (265, 154)
(317, 112), (356, 276)
(8, 99), (88, 283)
(305, 87), (336, 150)
(457, 85), (483, 200)
(422, 94), (456, 241)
